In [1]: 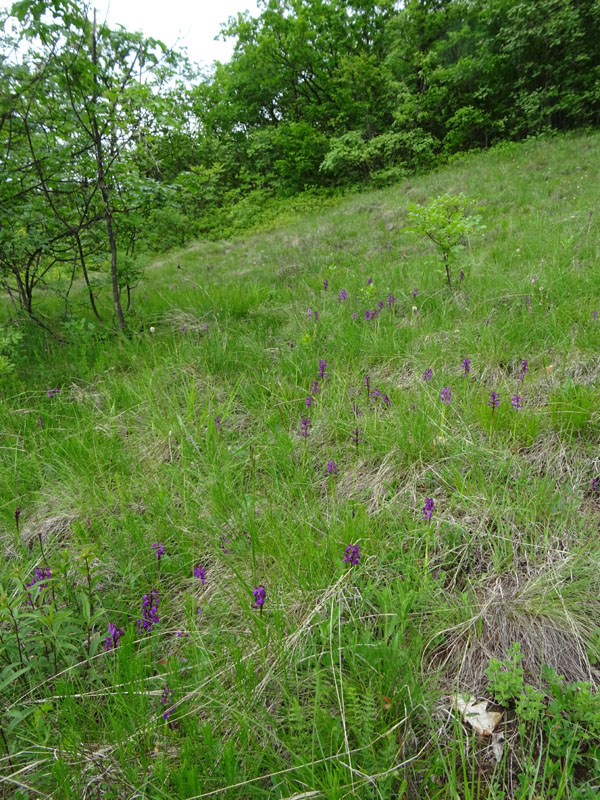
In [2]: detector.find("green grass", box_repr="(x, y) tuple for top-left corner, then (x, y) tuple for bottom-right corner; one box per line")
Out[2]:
(1, 130), (600, 799)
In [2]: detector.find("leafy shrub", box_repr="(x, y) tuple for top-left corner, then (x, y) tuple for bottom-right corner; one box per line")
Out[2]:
(405, 193), (485, 287)
(320, 128), (438, 184)
(0, 325), (24, 376)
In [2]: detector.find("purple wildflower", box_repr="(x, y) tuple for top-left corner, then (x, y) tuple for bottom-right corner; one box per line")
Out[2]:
(38, 416), (44, 429)
(46, 387), (61, 398)
(314, 310), (319, 321)
(152, 542), (166, 562)
(412, 288), (419, 297)
(137, 588), (160, 633)
(252, 585), (266, 610)
(352, 403), (363, 417)
(367, 277), (373, 286)
(519, 359), (529, 381)
(350, 427), (363, 448)
(593, 478), (598, 493)
(220, 536), (233, 554)
(203, 323), (210, 334)
(488, 391), (500, 410)
(307, 308), (313, 318)
(369, 387), (392, 407)
(387, 293), (397, 308)
(364, 308), (375, 321)
(440, 387), (452, 404)
(338, 288), (348, 303)
(460, 270), (465, 282)
(422, 497), (434, 521)
(511, 394), (522, 410)
(593, 311), (598, 321)
(462, 358), (471, 376)
(344, 544), (360, 566)
(193, 564), (206, 585)
(305, 395), (314, 409)
(176, 630), (189, 638)
(325, 460), (338, 477)
(159, 682), (175, 720)
(310, 380), (320, 395)
(369, 387), (381, 402)
(423, 368), (432, 382)
(103, 622), (125, 652)
(215, 415), (222, 433)
(352, 312), (357, 320)
(180, 325), (186, 334)
(377, 300), (384, 311)
(26, 566), (51, 605)
(300, 417), (312, 438)
(323, 280), (329, 290)
(318, 360), (328, 380)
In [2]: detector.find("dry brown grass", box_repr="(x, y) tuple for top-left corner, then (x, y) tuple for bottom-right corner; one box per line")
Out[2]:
(427, 561), (600, 695)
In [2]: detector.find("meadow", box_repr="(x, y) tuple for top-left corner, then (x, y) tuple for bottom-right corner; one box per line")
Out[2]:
(1, 130), (600, 799)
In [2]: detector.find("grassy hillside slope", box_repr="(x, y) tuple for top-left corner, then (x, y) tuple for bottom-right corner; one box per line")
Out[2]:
(2, 131), (600, 799)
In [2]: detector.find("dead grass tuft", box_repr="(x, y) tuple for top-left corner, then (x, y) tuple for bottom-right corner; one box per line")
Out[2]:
(21, 512), (75, 551)
(335, 453), (398, 513)
(428, 564), (600, 694)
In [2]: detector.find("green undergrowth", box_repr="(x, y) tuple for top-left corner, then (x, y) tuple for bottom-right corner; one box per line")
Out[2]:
(1, 130), (600, 799)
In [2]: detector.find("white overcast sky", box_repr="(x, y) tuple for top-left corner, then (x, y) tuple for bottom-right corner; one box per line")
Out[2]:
(0, 0), (262, 68)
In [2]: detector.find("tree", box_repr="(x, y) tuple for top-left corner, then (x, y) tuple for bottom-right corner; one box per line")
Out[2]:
(1, 0), (185, 329)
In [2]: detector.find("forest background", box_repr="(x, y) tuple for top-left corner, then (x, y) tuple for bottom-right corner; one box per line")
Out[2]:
(1, 0), (599, 332)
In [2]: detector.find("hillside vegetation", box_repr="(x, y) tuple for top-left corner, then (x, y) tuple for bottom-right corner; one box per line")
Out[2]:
(2, 0), (600, 332)
(1, 130), (600, 798)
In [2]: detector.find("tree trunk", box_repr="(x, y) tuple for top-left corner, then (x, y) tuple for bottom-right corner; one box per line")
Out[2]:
(75, 233), (103, 323)
(91, 10), (126, 330)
